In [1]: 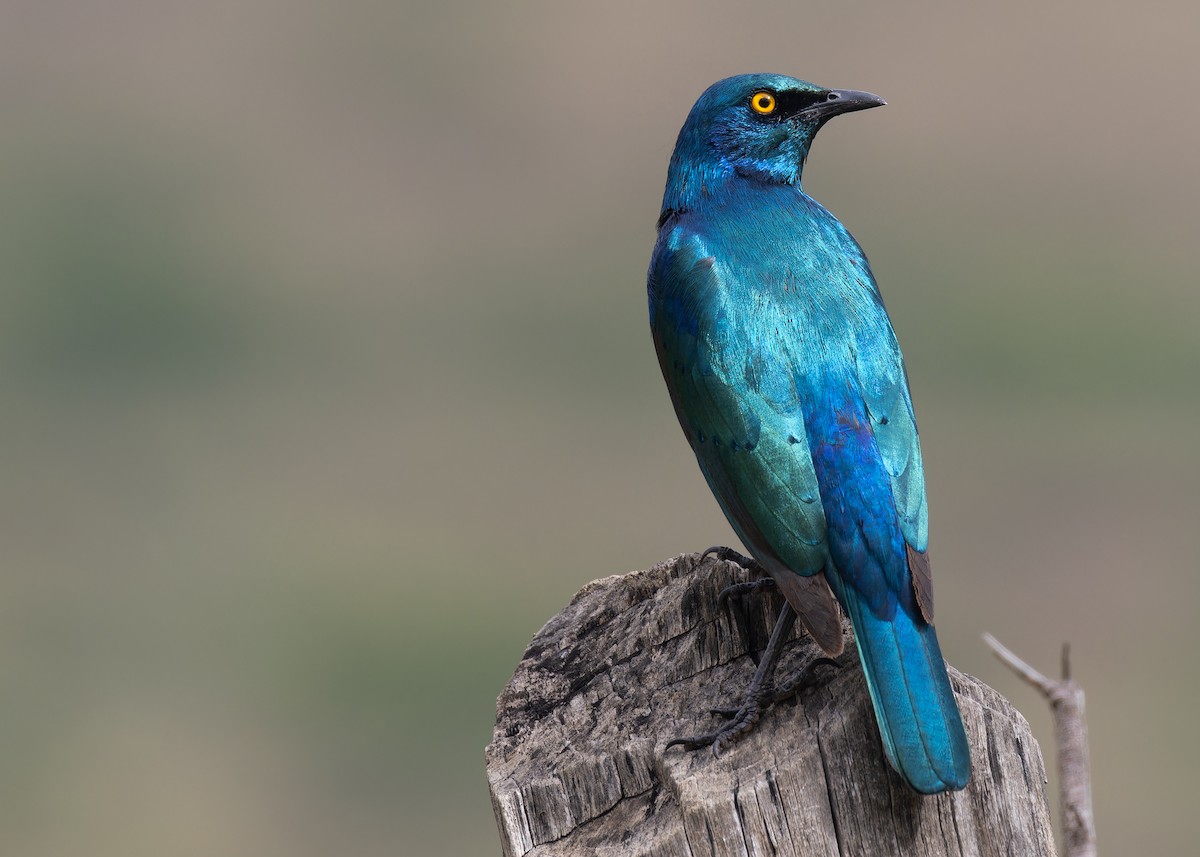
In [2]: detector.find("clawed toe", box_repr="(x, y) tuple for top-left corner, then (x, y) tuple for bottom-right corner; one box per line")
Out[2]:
(769, 657), (841, 703)
(700, 545), (758, 569)
(717, 577), (776, 606)
(667, 700), (763, 756)
(665, 734), (711, 752)
(701, 545), (775, 606)
(706, 657), (839, 720)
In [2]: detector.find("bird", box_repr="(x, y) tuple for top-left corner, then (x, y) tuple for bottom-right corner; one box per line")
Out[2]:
(647, 74), (972, 794)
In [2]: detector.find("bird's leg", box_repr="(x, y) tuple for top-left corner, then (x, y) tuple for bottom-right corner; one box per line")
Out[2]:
(682, 548), (841, 751)
(667, 603), (796, 756)
(700, 546), (778, 604)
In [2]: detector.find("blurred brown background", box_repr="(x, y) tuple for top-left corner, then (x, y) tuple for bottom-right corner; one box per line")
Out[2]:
(1, 1), (1196, 854)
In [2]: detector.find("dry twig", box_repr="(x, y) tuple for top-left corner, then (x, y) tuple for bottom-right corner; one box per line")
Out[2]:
(983, 633), (1096, 857)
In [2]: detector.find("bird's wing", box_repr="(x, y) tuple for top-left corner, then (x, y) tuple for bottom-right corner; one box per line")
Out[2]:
(649, 224), (844, 652)
(850, 282), (934, 621)
(649, 226), (830, 574)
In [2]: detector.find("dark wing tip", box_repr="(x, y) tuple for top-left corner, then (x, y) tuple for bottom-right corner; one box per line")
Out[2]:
(775, 571), (845, 656)
(906, 543), (934, 623)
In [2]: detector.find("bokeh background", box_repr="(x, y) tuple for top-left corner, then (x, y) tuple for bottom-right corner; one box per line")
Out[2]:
(1, 1), (1196, 854)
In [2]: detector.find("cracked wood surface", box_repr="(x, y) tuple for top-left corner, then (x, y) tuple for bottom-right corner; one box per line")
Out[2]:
(486, 553), (1056, 856)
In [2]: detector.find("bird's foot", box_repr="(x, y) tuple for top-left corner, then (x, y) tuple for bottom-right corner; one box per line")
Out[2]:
(717, 577), (776, 606)
(700, 545), (760, 571)
(700, 546), (775, 604)
(666, 603), (798, 757)
(770, 656), (841, 701)
(666, 690), (767, 756)
(709, 657), (841, 717)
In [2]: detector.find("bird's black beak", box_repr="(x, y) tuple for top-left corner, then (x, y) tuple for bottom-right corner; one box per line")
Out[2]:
(800, 89), (886, 123)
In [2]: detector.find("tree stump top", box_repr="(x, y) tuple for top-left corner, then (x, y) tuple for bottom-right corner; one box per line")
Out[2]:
(486, 553), (1057, 856)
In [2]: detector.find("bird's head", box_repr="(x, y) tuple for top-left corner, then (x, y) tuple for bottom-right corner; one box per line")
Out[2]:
(663, 74), (884, 210)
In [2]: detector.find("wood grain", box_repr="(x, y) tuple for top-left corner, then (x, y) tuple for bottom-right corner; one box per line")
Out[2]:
(487, 553), (1057, 856)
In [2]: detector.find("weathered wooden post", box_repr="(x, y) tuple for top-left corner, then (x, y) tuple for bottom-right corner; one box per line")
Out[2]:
(486, 553), (1057, 856)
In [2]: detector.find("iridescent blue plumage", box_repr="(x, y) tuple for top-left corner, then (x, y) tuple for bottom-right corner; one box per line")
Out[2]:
(648, 74), (971, 793)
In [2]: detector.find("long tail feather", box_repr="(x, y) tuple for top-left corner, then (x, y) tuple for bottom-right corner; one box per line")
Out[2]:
(838, 584), (972, 794)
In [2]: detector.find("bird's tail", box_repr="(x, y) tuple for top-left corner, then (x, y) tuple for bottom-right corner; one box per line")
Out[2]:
(837, 584), (972, 794)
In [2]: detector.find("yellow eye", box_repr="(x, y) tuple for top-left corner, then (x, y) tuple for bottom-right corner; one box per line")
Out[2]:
(750, 91), (777, 115)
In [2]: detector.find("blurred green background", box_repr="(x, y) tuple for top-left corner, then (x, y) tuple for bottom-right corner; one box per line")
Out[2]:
(1, 1), (1196, 854)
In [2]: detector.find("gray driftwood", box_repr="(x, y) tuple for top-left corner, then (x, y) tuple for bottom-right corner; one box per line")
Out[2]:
(487, 553), (1057, 856)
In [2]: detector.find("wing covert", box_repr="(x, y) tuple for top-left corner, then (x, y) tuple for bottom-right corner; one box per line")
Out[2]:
(649, 225), (829, 577)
